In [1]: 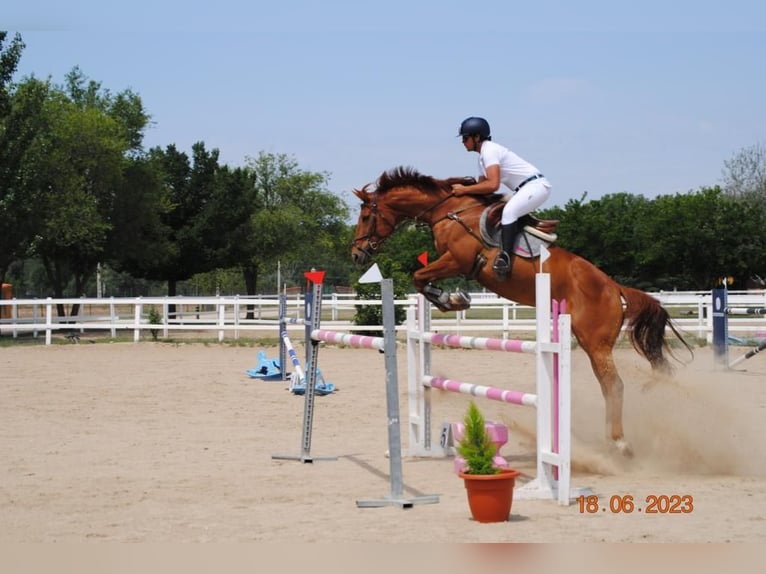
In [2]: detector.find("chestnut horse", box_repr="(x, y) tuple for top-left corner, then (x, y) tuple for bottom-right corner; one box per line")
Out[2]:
(351, 166), (692, 457)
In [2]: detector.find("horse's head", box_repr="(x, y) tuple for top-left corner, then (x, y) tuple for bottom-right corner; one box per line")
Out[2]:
(351, 166), (470, 266)
(351, 183), (399, 266)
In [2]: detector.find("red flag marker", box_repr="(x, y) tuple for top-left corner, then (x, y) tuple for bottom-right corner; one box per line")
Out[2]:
(418, 252), (429, 267)
(304, 270), (325, 285)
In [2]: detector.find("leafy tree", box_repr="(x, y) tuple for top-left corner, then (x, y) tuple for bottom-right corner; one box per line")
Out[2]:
(12, 68), (150, 315)
(139, 142), (221, 300)
(27, 97), (124, 309)
(721, 142), (766, 286)
(553, 187), (766, 291)
(197, 164), (256, 272)
(106, 154), (176, 279)
(1, 34), (50, 284)
(722, 142), (766, 199)
(239, 152), (349, 297)
(0, 31), (24, 115)
(352, 258), (410, 332)
(636, 187), (766, 289)
(309, 222), (357, 292)
(539, 192), (652, 287)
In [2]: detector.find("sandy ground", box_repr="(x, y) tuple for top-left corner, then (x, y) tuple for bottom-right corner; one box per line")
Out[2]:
(1, 337), (765, 545)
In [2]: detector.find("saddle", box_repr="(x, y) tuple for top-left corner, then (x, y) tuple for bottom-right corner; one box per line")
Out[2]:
(484, 201), (560, 236)
(478, 202), (560, 261)
(447, 176), (561, 260)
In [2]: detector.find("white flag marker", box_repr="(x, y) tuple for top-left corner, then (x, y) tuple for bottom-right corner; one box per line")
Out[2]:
(539, 245), (550, 272)
(359, 263), (383, 284)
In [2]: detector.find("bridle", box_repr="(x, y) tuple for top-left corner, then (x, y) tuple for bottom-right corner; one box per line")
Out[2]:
(352, 190), (399, 258)
(353, 184), (481, 257)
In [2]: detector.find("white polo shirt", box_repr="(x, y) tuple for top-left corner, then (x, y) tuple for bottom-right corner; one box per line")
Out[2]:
(478, 140), (546, 193)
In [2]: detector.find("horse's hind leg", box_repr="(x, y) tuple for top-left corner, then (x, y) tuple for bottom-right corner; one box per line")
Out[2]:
(584, 347), (633, 457)
(570, 277), (634, 456)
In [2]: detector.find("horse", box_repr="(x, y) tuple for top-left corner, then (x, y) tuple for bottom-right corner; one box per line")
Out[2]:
(351, 166), (692, 457)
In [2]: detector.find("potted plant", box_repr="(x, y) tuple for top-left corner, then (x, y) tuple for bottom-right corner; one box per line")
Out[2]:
(456, 401), (521, 523)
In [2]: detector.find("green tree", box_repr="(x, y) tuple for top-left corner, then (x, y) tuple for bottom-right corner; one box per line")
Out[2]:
(27, 97), (123, 306)
(1, 34), (49, 284)
(139, 142), (221, 299)
(352, 258), (410, 332)
(197, 164), (256, 273)
(539, 192), (653, 287)
(106, 154), (176, 280)
(0, 31), (24, 115)
(640, 187), (766, 289)
(239, 152), (349, 297)
(19, 68), (150, 315)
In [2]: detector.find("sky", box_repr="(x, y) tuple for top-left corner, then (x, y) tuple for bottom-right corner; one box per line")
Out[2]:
(4, 0), (766, 214)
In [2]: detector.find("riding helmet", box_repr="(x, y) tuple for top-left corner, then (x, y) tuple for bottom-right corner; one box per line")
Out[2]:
(458, 117), (491, 140)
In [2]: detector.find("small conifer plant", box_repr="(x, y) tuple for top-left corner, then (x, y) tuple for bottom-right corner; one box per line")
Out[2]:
(455, 401), (500, 475)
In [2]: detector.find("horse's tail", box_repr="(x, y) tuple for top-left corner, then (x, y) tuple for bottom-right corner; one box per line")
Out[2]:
(619, 285), (693, 373)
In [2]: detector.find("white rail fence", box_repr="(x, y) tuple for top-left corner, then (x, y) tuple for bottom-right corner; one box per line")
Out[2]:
(2, 290), (765, 345)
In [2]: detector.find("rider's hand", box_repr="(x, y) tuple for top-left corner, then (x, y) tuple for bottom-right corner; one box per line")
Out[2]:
(451, 183), (466, 196)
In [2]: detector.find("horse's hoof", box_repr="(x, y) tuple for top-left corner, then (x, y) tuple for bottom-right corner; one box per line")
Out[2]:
(613, 439), (634, 458)
(447, 290), (471, 311)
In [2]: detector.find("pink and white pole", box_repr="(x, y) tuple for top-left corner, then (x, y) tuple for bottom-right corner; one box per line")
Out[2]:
(310, 329), (385, 351)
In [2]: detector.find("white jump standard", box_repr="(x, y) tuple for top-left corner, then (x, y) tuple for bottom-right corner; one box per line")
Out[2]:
(406, 272), (587, 506)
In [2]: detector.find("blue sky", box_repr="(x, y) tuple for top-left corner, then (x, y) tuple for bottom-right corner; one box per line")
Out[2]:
(5, 1), (766, 212)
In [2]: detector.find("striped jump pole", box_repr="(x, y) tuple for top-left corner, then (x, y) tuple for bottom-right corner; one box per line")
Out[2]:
(277, 292), (308, 381)
(406, 272), (580, 506)
(310, 329), (385, 351)
(281, 329), (305, 391)
(423, 376), (537, 407)
(712, 285), (766, 370)
(420, 332), (537, 354)
(729, 340), (766, 369)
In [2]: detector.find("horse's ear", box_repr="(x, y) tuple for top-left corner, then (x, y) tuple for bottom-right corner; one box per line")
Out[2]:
(353, 185), (371, 200)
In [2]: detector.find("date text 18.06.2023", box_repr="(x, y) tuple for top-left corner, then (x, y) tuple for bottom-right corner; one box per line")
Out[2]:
(577, 494), (694, 514)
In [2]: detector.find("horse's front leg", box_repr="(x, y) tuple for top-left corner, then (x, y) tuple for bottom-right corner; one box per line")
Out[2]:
(413, 253), (472, 312)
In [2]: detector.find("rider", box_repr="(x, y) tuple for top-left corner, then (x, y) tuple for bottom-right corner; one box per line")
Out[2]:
(451, 117), (551, 280)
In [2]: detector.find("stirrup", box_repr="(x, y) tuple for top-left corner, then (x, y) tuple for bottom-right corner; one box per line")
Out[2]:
(492, 252), (511, 280)
(493, 251), (511, 272)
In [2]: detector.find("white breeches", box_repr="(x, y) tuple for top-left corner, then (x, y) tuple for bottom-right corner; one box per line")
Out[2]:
(501, 180), (551, 225)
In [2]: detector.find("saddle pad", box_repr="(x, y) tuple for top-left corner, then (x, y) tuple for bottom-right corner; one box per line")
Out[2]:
(479, 209), (554, 259)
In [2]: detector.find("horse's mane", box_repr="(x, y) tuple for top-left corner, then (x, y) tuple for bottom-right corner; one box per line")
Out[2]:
(375, 166), (445, 195)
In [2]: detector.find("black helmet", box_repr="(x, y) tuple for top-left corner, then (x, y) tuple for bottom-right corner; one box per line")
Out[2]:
(458, 117), (491, 140)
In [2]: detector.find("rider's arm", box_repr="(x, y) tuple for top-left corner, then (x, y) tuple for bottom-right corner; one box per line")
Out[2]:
(452, 164), (501, 196)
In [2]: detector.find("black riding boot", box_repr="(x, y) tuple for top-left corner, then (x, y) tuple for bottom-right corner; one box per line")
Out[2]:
(493, 222), (518, 280)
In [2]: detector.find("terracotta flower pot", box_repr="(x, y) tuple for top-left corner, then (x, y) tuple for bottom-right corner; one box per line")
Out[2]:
(458, 468), (521, 523)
